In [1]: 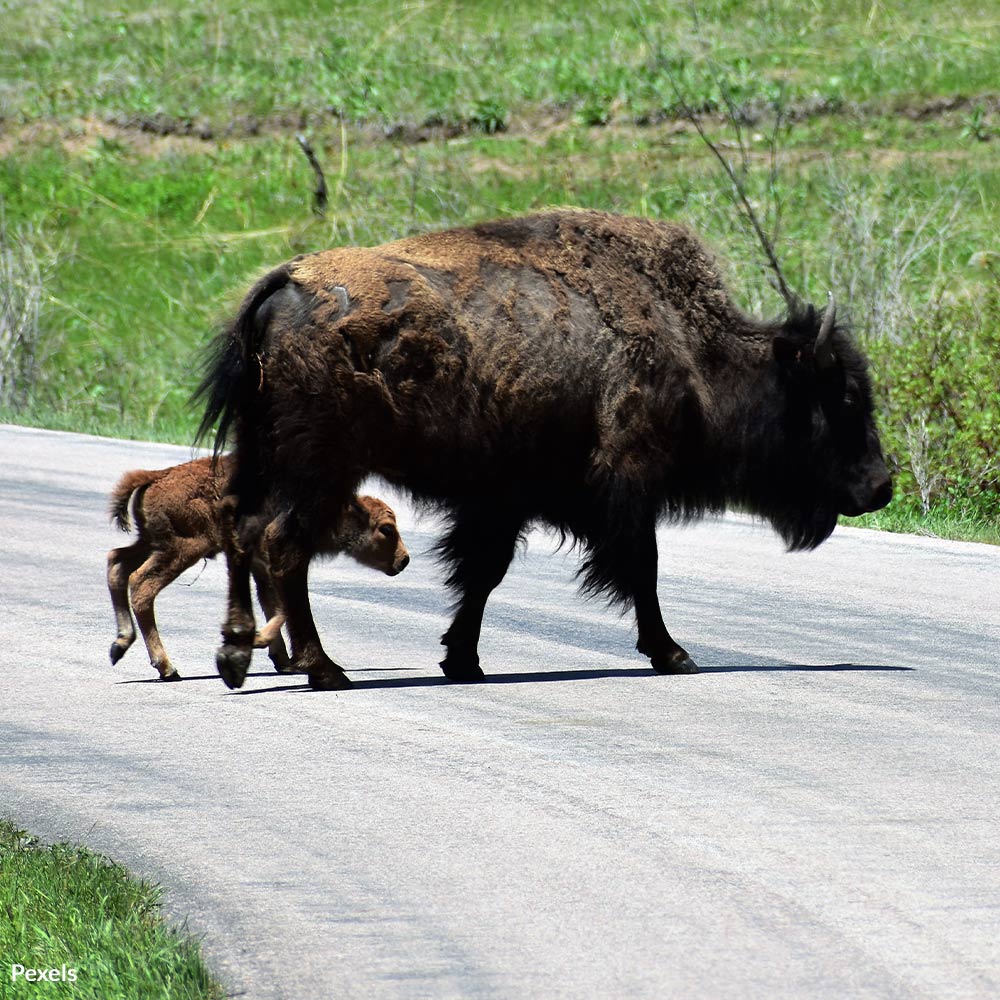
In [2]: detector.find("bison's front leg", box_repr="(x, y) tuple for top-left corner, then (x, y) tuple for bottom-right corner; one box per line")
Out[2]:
(629, 520), (699, 675)
(586, 513), (698, 675)
(438, 507), (525, 681)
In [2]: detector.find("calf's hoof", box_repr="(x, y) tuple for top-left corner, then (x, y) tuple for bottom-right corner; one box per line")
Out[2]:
(650, 650), (700, 675)
(439, 651), (485, 683)
(109, 642), (127, 665)
(159, 669), (182, 682)
(216, 643), (252, 689)
(267, 644), (299, 674)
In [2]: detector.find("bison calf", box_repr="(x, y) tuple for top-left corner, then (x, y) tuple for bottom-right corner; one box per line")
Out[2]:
(106, 455), (408, 680)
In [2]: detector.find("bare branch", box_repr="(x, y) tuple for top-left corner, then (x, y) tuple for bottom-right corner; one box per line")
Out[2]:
(767, 93), (787, 251)
(296, 134), (328, 218)
(687, 2), (750, 178)
(634, 3), (797, 308)
(680, 96), (796, 307)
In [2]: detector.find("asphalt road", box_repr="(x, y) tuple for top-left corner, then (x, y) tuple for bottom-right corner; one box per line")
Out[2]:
(1, 423), (998, 999)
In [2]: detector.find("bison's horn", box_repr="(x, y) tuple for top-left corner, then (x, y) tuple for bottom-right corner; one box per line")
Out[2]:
(814, 292), (837, 371)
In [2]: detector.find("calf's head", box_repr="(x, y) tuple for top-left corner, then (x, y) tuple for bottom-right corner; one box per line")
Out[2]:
(338, 496), (410, 575)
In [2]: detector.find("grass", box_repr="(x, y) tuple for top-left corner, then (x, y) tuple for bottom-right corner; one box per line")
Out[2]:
(1, 1), (998, 129)
(0, 0), (998, 540)
(848, 506), (1000, 547)
(0, 820), (225, 999)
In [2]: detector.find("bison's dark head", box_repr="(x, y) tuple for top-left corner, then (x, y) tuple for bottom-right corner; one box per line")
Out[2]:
(767, 296), (892, 550)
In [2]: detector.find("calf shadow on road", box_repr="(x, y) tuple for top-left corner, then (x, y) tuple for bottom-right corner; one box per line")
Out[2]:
(116, 661), (911, 695)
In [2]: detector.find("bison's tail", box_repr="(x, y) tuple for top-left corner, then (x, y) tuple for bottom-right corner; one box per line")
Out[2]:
(109, 468), (165, 533)
(192, 263), (295, 457)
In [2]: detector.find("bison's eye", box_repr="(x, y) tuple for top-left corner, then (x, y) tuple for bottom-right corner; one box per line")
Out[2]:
(379, 524), (397, 540)
(843, 386), (866, 411)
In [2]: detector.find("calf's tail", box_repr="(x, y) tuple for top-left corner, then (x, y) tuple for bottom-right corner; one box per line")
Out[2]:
(109, 469), (165, 533)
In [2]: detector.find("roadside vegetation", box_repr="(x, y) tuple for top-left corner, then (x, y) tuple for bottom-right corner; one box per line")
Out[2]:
(0, 819), (225, 999)
(0, 0), (997, 541)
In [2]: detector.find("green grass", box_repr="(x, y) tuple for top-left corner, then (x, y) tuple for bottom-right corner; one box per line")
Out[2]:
(848, 505), (1000, 547)
(2, 1), (998, 129)
(0, 820), (225, 1000)
(0, 0), (998, 539)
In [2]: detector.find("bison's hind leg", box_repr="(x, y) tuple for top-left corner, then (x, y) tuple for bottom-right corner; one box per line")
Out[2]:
(639, 640), (699, 675)
(263, 508), (353, 691)
(217, 541), (257, 689)
(215, 501), (275, 688)
(437, 506), (526, 681)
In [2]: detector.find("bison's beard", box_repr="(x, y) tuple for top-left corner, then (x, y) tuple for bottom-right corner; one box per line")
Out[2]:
(770, 505), (840, 552)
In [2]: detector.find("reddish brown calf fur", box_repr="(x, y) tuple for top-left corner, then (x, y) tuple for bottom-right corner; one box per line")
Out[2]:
(107, 455), (408, 680)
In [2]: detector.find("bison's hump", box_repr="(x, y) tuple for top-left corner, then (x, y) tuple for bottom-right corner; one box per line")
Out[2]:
(278, 210), (740, 389)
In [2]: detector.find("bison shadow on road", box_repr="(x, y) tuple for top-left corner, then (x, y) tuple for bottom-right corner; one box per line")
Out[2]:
(113, 661), (913, 693)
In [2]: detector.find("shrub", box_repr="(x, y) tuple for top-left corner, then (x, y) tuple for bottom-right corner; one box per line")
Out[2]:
(469, 98), (507, 134)
(0, 222), (52, 409)
(870, 273), (1000, 519)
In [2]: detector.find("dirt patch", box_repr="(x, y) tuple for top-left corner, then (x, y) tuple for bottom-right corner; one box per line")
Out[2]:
(0, 93), (996, 161)
(0, 116), (217, 159)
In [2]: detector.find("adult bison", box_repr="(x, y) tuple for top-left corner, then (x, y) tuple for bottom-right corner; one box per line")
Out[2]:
(197, 209), (891, 690)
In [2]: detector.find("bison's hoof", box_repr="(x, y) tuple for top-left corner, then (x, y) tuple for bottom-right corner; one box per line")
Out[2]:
(651, 651), (700, 675)
(159, 669), (182, 682)
(308, 668), (352, 691)
(109, 642), (128, 665)
(216, 644), (251, 689)
(440, 654), (485, 683)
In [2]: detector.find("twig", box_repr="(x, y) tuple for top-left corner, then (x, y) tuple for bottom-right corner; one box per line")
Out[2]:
(676, 93), (797, 307)
(296, 134), (328, 218)
(634, 1), (797, 308)
(767, 94), (787, 253)
(688, 3), (750, 177)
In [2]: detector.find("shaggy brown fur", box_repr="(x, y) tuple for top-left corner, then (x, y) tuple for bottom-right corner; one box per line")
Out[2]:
(198, 209), (891, 690)
(106, 455), (409, 680)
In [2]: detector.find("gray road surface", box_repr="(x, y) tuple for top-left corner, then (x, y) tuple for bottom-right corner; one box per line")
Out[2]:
(1, 423), (998, 999)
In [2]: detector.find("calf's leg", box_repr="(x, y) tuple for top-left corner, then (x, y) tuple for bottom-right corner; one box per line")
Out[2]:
(129, 543), (204, 680)
(251, 558), (294, 674)
(107, 540), (150, 664)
